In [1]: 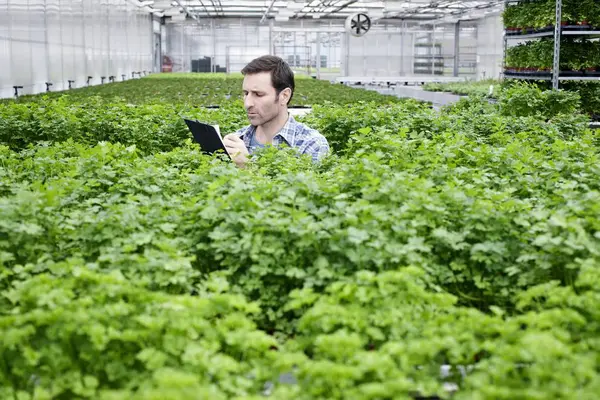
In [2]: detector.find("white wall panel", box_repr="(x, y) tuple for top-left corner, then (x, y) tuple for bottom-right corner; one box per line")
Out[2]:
(29, 0), (49, 93)
(46, 0), (63, 89)
(0, 0), (12, 98)
(0, 0), (153, 98)
(476, 14), (503, 79)
(166, 18), (273, 74)
(71, 0), (86, 87)
(83, 0), (96, 86)
(10, 0), (34, 94)
(107, 0), (116, 79)
(61, 0), (76, 91)
(348, 30), (414, 77)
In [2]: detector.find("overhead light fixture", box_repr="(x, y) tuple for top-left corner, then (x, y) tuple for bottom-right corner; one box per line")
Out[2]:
(154, 0), (173, 8)
(287, 1), (305, 10)
(384, 3), (411, 12)
(163, 7), (181, 16)
(275, 15), (289, 21)
(369, 9), (384, 19)
(278, 9), (295, 16)
(129, 0), (154, 7)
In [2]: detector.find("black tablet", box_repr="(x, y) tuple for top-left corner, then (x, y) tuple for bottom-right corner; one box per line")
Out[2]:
(183, 118), (230, 158)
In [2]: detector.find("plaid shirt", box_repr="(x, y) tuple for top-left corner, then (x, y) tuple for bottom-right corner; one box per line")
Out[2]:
(233, 114), (330, 163)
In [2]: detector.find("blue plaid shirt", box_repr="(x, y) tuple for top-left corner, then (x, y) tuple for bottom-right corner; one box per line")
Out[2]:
(233, 114), (330, 163)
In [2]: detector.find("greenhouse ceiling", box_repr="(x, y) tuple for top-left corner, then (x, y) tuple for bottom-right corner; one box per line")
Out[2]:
(134, 0), (504, 23)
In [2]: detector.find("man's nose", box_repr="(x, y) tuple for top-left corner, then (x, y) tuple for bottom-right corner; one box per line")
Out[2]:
(244, 95), (253, 109)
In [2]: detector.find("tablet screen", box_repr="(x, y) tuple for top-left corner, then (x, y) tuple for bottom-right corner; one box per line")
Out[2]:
(184, 118), (230, 158)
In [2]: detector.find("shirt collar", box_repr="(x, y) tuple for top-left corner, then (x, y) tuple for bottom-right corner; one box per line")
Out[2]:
(241, 113), (296, 145)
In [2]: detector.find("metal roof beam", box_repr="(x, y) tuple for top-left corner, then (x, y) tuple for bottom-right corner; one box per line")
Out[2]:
(322, 0), (360, 17)
(173, 0), (202, 19)
(260, 0), (277, 23)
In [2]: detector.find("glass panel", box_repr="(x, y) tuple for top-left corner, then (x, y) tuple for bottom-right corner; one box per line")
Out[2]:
(10, 0), (33, 94)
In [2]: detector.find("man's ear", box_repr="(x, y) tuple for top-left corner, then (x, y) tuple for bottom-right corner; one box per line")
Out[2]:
(280, 88), (291, 105)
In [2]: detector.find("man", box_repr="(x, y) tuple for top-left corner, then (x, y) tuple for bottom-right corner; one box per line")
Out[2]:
(223, 55), (330, 168)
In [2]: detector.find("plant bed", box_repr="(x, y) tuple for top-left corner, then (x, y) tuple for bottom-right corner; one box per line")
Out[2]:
(560, 69), (586, 77)
(1, 77), (599, 399)
(504, 69), (551, 77)
(561, 21), (597, 30)
(583, 68), (600, 76)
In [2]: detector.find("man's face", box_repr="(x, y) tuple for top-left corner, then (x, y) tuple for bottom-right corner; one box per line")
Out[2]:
(242, 71), (284, 126)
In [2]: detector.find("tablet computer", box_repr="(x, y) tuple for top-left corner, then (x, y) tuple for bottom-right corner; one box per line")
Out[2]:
(184, 118), (230, 158)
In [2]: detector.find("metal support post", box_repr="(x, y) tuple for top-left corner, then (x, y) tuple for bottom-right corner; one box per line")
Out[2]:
(106, 2), (111, 85)
(502, 14), (508, 80)
(212, 19), (217, 73)
(180, 24), (184, 72)
(453, 21), (460, 77)
(269, 19), (274, 54)
(226, 46), (230, 73)
(316, 32), (321, 79)
(430, 25), (435, 76)
(386, 22), (391, 76)
(400, 19), (405, 75)
(344, 31), (350, 76)
(82, 0), (89, 84)
(293, 31), (297, 67)
(552, 0), (562, 90)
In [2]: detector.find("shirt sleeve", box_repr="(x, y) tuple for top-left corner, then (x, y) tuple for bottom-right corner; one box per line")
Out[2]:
(232, 126), (251, 150)
(303, 135), (330, 163)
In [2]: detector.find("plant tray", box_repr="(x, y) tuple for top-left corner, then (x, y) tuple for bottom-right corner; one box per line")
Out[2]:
(504, 70), (551, 77)
(560, 70), (586, 77)
(506, 25), (600, 35)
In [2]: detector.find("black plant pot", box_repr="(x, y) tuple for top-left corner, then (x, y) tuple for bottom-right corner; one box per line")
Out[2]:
(560, 70), (584, 77)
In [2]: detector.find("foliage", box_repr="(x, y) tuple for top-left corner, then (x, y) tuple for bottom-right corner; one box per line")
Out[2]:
(273, 263), (600, 399)
(423, 78), (600, 120)
(505, 38), (600, 71)
(503, 0), (600, 31)
(0, 96), (247, 154)
(4, 74), (401, 107)
(422, 79), (500, 98)
(2, 76), (600, 398)
(0, 263), (279, 399)
(498, 81), (582, 118)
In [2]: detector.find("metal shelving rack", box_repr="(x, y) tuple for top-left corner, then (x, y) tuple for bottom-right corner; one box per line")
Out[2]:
(413, 43), (445, 76)
(502, 0), (600, 89)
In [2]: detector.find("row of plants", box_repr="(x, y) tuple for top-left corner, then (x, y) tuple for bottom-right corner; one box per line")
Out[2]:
(2, 256), (599, 399)
(1, 83), (583, 156)
(0, 95), (424, 155)
(2, 76), (599, 398)
(421, 78), (600, 119)
(421, 79), (500, 98)
(503, 0), (600, 34)
(2, 73), (401, 107)
(1, 83), (599, 397)
(505, 38), (600, 74)
(0, 96), (248, 154)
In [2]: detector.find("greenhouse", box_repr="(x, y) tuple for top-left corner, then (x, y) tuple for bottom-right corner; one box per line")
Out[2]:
(1, 0), (600, 399)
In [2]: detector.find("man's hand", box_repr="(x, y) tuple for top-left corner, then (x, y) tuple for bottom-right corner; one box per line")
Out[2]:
(223, 134), (250, 168)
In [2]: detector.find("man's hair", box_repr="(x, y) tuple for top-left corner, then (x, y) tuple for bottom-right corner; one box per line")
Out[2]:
(241, 55), (295, 105)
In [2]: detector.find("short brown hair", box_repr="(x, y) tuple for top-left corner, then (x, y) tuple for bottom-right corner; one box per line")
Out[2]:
(241, 55), (295, 105)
